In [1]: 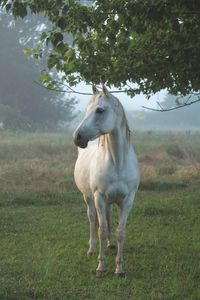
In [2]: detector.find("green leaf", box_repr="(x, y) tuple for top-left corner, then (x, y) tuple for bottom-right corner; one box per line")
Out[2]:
(40, 32), (48, 41)
(13, 2), (27, 18)
(23, 48), (32, 57)
(39, 73), (52, 84)
(51, 32), (63, 47)
(47, 54), (58, 69)
(57, 17), (68, 30)
(5, 3), (11, 11)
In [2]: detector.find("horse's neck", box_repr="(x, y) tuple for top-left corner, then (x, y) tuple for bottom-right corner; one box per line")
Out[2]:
(101, 125), (129, 169)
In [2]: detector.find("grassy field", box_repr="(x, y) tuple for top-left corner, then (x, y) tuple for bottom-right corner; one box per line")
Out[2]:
(0, 131), (200, 300)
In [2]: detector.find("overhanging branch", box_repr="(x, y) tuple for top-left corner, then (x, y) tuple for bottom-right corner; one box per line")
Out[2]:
(34, 81), (92, 95)
(142, 96), (200, 112)
(35, 81), (200, 111)
(34, 81), (136, 95)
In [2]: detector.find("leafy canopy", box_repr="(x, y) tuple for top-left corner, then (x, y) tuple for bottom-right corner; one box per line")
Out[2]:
(1, 0), (200, 97)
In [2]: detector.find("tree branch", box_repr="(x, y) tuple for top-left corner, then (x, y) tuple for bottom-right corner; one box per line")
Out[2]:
(142, 97), (200, 112)
(34, 81), (92, 95)
(34, 81), (131, 95)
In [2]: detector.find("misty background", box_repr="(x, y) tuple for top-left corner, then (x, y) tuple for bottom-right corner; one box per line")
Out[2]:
(0, 11), (200, 132)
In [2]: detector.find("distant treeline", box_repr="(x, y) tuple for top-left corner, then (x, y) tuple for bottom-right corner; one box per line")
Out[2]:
(127, 94), (200, 131)
(0, 12), (77, 131)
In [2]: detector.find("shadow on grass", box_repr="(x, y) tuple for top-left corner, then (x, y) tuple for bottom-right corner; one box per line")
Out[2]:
(139, 206), (183, 217)
(0, 190), (79, 207)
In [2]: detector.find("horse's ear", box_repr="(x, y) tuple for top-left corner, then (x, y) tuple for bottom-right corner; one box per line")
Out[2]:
(92, 84), (99, 94)
(102, 84), (109, 96)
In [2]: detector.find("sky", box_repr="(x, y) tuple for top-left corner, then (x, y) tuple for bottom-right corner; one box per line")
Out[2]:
(74, 82), (165, 111)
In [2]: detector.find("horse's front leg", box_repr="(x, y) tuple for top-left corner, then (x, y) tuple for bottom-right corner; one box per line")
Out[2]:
(115, 195), (134, 277)
(94, 193), (108, 274)
(106, 204), (115, 249)
(84, 195), (97, 256)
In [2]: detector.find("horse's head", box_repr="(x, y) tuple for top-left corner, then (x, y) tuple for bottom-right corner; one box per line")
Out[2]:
(73, 85), (120, 148)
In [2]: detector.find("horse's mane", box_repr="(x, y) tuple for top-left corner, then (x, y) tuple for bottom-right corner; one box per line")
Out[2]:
(108, 93), (131, 141)
(120, 102), (131, 142)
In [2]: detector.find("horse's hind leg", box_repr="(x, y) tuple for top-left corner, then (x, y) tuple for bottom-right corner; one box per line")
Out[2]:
(84, 195), (97, 256)
(115, 195), (133, 277)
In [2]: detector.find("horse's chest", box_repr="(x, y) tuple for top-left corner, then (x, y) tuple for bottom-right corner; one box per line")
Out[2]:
(106, 180), (129, 202)
(75, 144), (139, 201)
(91, 164), (131, 202)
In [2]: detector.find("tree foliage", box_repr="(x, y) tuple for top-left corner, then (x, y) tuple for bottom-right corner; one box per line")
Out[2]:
(1, 0), (200, 97)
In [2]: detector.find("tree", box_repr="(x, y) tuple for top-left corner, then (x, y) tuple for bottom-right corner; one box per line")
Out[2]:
(0, 11), (77, 130)
(1, 0), (200, 100)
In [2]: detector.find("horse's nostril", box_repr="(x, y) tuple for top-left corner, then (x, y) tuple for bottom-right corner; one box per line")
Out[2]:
(77, 133), (81, 141)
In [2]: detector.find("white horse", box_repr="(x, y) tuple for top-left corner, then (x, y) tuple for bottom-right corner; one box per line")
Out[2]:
(73, 85), (140, 276)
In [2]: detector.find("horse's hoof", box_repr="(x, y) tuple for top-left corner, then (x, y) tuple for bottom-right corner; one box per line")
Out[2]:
(87, 250), (94, 256)
(114, 272), (126, 278)
(96, 270), (105, 277)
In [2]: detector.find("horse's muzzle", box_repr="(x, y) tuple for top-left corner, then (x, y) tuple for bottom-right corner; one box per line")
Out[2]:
(73, 131), (88, 148)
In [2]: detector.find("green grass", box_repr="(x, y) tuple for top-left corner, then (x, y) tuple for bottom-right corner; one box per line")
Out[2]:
(0, 131), (200, 299)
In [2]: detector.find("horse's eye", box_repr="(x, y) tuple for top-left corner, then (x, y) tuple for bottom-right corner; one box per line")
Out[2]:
(96, 107), (104, 114)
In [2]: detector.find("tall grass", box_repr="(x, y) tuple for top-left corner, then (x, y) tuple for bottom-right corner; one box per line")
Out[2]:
(1, 131), (200, 192)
